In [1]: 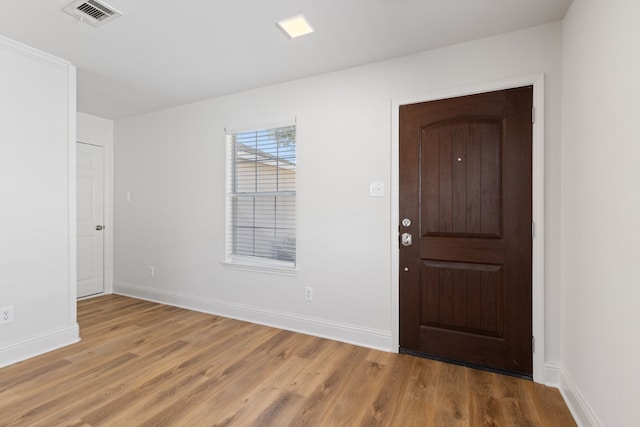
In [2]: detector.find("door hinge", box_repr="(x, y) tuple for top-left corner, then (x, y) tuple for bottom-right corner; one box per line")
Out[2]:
(532, 336), (535, 353)
(532, 107), (536, 124)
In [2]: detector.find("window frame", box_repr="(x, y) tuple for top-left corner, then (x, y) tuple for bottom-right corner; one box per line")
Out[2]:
(222, 119), (297, 275)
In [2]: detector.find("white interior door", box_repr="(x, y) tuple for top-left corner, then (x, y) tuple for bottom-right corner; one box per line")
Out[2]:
(77, 142), (104, 298)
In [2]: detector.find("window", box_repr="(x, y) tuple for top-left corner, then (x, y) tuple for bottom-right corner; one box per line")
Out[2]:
(225, 122), (296, 270)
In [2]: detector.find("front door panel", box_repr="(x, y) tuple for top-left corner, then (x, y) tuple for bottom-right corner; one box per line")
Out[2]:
(399, 87), (533, 376)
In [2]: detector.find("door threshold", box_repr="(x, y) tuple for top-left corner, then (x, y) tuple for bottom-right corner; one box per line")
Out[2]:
(399, 347), (532, 380)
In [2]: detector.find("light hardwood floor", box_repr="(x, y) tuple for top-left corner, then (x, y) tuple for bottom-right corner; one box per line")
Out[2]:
(0, 295), (576, 426)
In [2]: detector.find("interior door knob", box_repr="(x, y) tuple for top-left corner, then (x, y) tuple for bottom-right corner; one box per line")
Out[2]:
(96, 225), (104, 231)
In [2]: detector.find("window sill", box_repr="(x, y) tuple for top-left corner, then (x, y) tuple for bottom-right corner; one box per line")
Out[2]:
(221, 258), (297, 276)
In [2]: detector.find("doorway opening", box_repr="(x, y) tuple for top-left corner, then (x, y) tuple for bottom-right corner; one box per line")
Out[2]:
(76, 142), (105, 298)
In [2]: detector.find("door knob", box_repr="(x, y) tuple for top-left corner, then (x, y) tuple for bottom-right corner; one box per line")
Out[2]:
(401, 233), (412, 246)
(96, 225), (104, 231)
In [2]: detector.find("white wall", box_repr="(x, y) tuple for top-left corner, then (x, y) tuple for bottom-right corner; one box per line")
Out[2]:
(78, 112), (114, 147)
(114, 22), (563, 375)
(561, 1), (640, 426)
(0, 36), (78, 367)
(77, 112), (115, 293)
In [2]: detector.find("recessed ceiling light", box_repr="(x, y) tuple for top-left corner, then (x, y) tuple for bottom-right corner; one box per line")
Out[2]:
(276, 14), (314, 39)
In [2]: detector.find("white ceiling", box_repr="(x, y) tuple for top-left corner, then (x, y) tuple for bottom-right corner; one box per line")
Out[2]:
(0, 0), (572, 120)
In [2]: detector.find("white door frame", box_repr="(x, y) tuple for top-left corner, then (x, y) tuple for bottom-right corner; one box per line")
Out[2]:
(390, 73), (545, 383)
(77, 139), (114, 296)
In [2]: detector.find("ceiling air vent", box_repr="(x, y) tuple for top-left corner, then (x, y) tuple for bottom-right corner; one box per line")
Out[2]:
(62, 0), (123, 27)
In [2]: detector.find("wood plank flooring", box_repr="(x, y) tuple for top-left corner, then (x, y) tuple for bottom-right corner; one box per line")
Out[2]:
(0, 295), (577, 426)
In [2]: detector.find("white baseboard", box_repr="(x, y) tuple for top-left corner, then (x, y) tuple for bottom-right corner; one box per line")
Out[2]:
(114, 281), (393, 352)
(559, 367), (604, 427)
(0, 324), (80, 369)
(544, 361), (561, 387)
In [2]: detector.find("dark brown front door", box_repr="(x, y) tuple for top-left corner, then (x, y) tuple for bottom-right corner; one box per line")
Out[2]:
(399, 87), (533, 376)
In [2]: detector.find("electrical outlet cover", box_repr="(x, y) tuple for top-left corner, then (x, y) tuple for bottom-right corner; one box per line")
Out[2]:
(0, 306), (14, 324)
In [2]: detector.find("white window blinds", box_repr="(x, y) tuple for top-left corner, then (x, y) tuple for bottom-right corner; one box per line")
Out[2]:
(227, 124), (296, 266)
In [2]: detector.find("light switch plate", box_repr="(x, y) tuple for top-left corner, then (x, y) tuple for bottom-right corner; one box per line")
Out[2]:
(369, 181), (384, 197)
